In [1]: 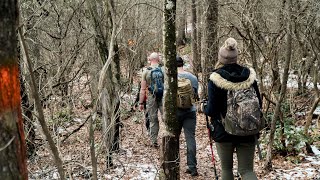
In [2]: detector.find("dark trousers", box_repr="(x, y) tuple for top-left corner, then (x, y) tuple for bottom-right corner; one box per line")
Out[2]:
(177, 110), (197, 171)
(215, 142), (258, 180)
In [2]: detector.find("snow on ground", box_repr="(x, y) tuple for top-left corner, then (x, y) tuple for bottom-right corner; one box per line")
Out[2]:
(269, 151), (320, 180)
(28, 108), (320, 180)
(27, 66), (320, 179)
(105, 163), (157, 180)
(102, 113), (320, 180)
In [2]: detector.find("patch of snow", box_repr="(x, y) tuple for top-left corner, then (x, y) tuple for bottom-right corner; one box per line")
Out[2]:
(300, 153), (320, 165)
(305, 156), (320, 165)
(166, 0), (174, 10)
(73, 118), (83, 123)
(125, 148), (133, 157)
(130, 164), (157, 180)
(52, 172), (59, 179)
(262, 71), (320, 90)
(105, 163), (157, 180)
(275, 167), (320, 179)
(314, 106), (320, 115)
(311, 145), (320, 156)
(295, 111), (306, 116)
(57, 127), (66, 134)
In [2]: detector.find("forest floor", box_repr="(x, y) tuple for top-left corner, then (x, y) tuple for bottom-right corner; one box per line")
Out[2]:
(112, 109), (320, 180)
(27, 55), (320, 179)
(28, 91), (320, 180)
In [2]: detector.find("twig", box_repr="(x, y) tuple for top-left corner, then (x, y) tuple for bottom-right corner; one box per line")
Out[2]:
(261, 92), (276, 105)
(61, 114), (91, 143)
(0, 136), (15, 152)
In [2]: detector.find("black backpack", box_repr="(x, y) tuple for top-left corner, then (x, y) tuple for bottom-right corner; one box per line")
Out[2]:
(148, 66), (164, 101)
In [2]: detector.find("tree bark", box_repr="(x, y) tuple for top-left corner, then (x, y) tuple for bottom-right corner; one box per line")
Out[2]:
(196, 1), (202, 66)
(304, 66), (320, 135)
(0, 1), (28, 179)
(88, 0), (122, 169)
(201, 0), (218, 99)
(191, 0), (199, 77)
(161, 0), (179, 179)
(176, 1), (186, 46)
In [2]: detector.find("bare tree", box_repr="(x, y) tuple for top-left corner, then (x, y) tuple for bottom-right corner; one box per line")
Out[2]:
(200, 0), (218, 98)
(190, 0), (199, 77)
(161, 0), (180, 179)
(265, 0), (293, 171)
(176, 0), (187, 46)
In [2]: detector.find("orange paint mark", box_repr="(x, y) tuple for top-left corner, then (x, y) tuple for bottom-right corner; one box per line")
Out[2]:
(0, 64), (21, 113)
(0, 63), (27, 179)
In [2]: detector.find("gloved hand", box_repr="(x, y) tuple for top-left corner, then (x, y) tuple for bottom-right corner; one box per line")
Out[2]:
(200, 99), (207, 113)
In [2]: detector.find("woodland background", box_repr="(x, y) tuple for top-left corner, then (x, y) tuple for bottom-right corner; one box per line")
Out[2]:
(1, 0), (320, 179)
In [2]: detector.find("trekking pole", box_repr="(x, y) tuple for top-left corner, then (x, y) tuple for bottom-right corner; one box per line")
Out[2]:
(206, 115), (218, 180)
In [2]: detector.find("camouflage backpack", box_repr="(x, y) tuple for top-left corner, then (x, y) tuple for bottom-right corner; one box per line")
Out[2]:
(177, 77), (194, 109)
(222, 86), (265, 136)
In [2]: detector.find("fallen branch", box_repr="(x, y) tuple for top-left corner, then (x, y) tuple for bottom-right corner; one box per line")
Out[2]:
(261, 92), (276, 105)
(61, 114), (91, 143)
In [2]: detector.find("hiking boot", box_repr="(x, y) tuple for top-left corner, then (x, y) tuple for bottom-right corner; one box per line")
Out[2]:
(186, 168), (198, 176)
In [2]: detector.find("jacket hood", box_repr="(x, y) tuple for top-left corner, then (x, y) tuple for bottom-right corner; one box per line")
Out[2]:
(209, 65), (257, 90)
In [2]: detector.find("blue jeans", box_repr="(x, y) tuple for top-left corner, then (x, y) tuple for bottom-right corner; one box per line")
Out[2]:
(177, 109), (197, 171)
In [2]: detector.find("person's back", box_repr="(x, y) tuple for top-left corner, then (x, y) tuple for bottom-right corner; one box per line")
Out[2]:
(139, 52), (164, 148)
(204, 38), (260, 180)
(176, 56), (199, 176)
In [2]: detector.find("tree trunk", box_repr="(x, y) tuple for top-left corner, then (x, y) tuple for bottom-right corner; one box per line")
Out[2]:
(196, 1), (202, 66)
(89, 0), (122, 169)
(271, 0), (286, 93)
(265, 0), (293, 171)
(161, 0), (179, 179)
(201, 0), (218, 99)
(20, 69), (36, 158)
(191, 0), (199, 77)
(111, 43), (121, 153)
(176, 0), (186, 46)
(304, 66), (320, 135)
(0, 1), (28, 179)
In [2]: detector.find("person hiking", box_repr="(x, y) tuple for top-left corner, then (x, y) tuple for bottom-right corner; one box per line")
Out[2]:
(139, 52), (164, 148)
(203, 38), (262, 180)
(132, 68), (150, 132)
(176, 56), (199, 176)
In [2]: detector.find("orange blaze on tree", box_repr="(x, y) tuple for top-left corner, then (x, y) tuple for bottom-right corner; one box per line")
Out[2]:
(0, 62), (28, 179)
(0, 64), (21, 113)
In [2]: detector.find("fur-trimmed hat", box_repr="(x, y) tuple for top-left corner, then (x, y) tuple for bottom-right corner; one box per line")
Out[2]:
(218, 38), (238, 65)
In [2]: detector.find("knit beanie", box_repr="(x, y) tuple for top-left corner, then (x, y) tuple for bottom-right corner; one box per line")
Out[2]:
(218, 38), (238, 64)
(176, 56), (184, 67)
